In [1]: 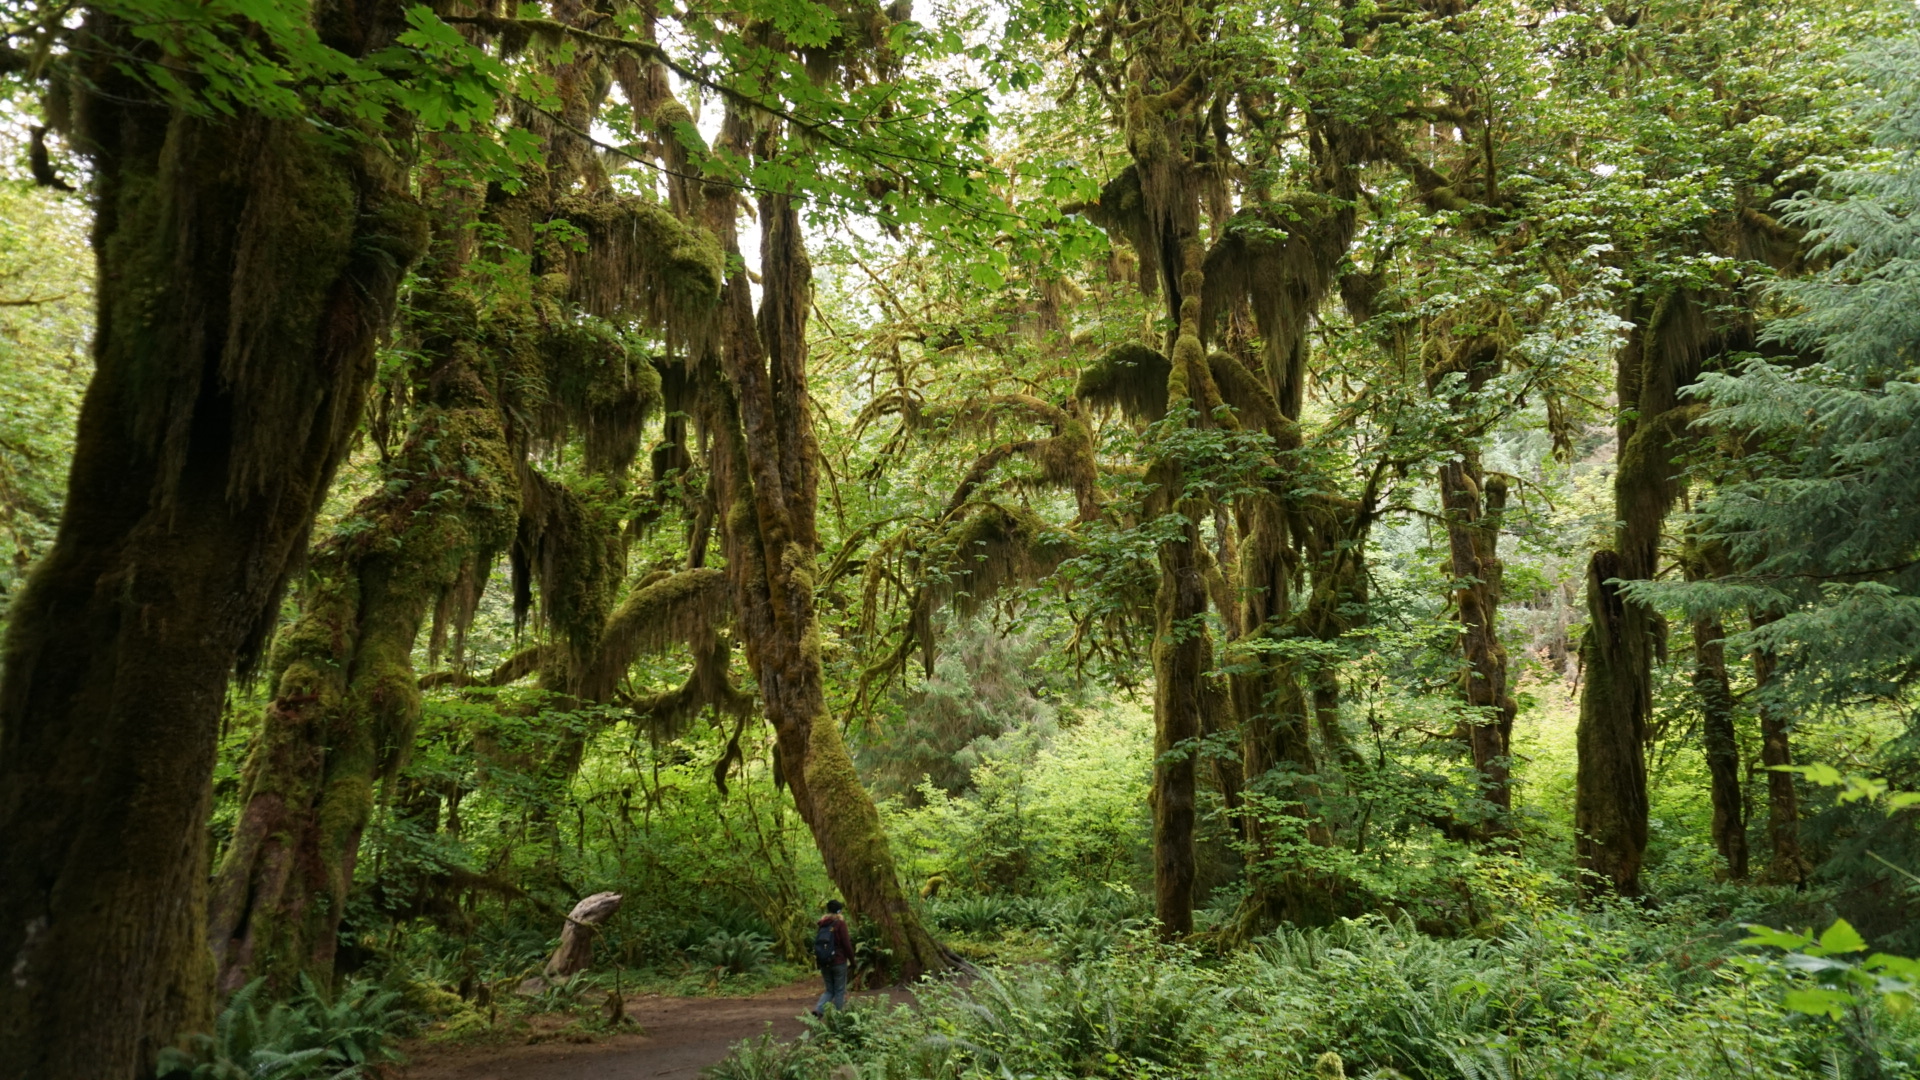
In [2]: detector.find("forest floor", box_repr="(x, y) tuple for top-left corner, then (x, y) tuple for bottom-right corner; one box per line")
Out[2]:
(394, 978), (883, 1080)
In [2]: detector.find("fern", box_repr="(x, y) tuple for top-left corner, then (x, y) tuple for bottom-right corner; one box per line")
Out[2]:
(156, 976), (410, 1080)
(694, 930), (773, 975)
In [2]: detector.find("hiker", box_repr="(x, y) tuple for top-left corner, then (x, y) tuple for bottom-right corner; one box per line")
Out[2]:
(811, 899), (854, 1015)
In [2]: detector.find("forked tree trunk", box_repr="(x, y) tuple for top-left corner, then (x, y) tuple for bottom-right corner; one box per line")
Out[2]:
(0, 63), (423, 1078)
(208, 343), (518, 992)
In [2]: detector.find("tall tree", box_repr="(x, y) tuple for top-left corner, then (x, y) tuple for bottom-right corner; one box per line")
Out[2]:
(209, 5), (732, 986)
(1564, 0), (1889, 896)
(0, 3), (439, 1069)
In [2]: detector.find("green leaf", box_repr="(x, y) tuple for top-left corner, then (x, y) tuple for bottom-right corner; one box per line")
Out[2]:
(968, 263), (1005, 290)
(1867, 953), (1920, 980)
(1782, 987), (1854, 1018)
(1740, 925), (1814, 951)
(1818, 920), (1868, 955)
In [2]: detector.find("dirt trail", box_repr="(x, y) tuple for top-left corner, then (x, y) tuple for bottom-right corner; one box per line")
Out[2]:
(394, 980), (841, 1080)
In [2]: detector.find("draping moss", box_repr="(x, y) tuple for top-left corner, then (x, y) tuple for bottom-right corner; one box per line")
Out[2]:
(1076, 341), (1171, 422)
(549, 193), (724, 350)
(538, 315), (663, 474)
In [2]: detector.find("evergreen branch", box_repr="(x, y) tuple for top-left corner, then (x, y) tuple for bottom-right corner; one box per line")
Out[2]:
(1719, 557), (1920, 584)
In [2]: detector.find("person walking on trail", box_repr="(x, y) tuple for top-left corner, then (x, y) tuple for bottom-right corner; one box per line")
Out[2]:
(812, 899), (854, 1015)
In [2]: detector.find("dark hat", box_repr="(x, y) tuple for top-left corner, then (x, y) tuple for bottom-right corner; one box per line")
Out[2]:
(826, 899), (844, 913)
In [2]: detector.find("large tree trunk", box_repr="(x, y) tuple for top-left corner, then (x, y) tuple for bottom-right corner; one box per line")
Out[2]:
(1573, 293), (1709, 898)
(207, 339), (518, 991)
(1574, 551), (1651, 895)
(706, 172), (943, 977)
(0, 54), (423, 1077)
(1438, 461), (1516, 829)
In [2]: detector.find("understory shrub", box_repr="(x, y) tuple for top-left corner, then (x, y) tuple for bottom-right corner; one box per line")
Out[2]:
(696, 930), (775, 975)
(157, 976), (410, 1080)
(705, 911), (1918, 1080)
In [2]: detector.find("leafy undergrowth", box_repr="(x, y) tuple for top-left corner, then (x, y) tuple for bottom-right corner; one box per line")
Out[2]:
(158, 976), (410, 1080)
(707, 909), (1919, 1080)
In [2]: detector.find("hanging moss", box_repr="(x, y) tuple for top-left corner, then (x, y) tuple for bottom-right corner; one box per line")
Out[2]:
(1199, 198), (1356, 413)
(549, 193), (724, 350)
(591, 566), (731, 671)
(538, 315), (663, 474)
(511, 468), (628, 666)
(798, 0), (901, 85)
(1207, 350), (1289, 437)
(1076, 342), (1171, 422)
(1080, 164), (1159, 297)
(932, 501), (1068, 619)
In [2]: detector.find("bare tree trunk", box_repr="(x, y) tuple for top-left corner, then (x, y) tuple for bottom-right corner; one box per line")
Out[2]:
(1750, 615), (1809, 886)
(0, 54), (423, 1076)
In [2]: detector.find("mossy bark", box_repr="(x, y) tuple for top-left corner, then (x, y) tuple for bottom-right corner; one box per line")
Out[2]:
(1150, 487), (1207, 937)
(1693, 613), (1747, 878)
(1143, 229), (1227, 937)
(1574, 551), (1651, 896)
(208, 352), (518, 991)
(706, 166), (943, 976)
(1683, 541), (1746, 879)
(1574, 295), (1709, 898)
(0, 35), (424, 1075)
(1438, 460), (1515, 829)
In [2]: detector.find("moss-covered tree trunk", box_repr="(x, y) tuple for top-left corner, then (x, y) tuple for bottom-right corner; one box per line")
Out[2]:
(208, 329), (518, 991)
(1574, 294), (1708, 897)
(1149, 469), (1207, 937)
(1143, 226), (1230, 936)
(704, 150), (943, 975)
(1683, 540), (1746, 879)
(0, 25), (424, 1072)
(1437, 459), (1515, 828)
(1693, 612), (1746, 878)
(1573, 551), (1653, 895)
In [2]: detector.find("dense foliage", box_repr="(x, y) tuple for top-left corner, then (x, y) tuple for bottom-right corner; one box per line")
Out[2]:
(1, 0), (1918, 1076)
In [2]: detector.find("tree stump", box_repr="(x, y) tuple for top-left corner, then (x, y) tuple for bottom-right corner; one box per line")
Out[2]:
(519, 891), (623, 993)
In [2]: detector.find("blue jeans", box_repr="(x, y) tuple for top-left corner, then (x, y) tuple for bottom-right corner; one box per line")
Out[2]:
(814, 962), (849, 1013)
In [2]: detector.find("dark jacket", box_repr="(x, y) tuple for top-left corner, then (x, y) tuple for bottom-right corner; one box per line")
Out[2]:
(817, 913), (854, 966)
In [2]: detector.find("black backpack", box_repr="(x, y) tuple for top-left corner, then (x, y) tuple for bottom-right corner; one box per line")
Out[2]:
(813, 919), (840, 965)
